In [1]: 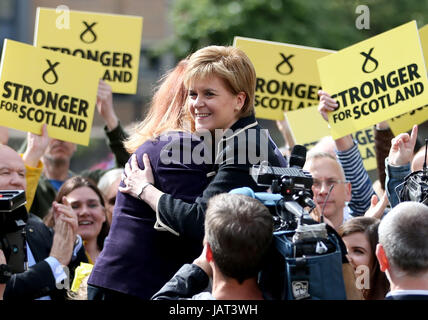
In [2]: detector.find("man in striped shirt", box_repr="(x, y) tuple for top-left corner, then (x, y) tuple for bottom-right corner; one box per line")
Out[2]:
(304, 90), (376, 229)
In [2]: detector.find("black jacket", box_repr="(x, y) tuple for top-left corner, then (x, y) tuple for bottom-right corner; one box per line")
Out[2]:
(151, 264), (211, 300)
(156, 114), (287, 242)
(4, 213), (87, 300)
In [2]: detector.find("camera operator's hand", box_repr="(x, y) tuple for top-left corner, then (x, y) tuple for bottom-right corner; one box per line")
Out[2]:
(388, 124), (418, 166)
(193, 244), (213, 279)
(0, 249), (6, 300)
(22, 123), (50, 168)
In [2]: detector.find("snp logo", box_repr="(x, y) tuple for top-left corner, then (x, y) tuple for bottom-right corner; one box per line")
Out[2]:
(42, 60), (60, 85)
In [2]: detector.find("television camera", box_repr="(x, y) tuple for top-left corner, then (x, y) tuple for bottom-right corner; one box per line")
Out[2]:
(0, 190), (28, 283)
(399, 139), (428, 205)
(238, 146), (348, 300)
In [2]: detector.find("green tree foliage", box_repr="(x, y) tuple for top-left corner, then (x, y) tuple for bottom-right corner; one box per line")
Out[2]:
(157, 0), (428, 60)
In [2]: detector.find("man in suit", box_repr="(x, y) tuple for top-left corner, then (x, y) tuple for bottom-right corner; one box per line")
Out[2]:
(376, 201), (428, 300)
(0, 143), (85, 300)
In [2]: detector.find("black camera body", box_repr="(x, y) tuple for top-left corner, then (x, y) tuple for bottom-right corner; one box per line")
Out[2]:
(399, 139), (428, 206)
(399, 170), (428, 205)
(251, 163), (315, 230)
(249, 159), (347, 300)
(0, 190), (28, 281)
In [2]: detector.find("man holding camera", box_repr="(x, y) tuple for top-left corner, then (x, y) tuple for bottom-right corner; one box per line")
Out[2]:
(0, 143), (85, 300)
(152, 193), (273, 300)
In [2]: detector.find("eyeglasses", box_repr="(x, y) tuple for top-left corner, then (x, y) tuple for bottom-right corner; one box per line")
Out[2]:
(312, 178), (348, 190)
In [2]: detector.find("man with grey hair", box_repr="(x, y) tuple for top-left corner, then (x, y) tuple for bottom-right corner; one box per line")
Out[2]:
(152, 193), (273, 300)
(303, 151), (352, 230)
(376, 201), (428, 300)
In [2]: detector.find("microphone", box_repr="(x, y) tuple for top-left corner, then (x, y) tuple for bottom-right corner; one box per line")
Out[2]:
(320, 185), (335, 223)
(423, 138), (427, 179)
(289, 145), (307, 169)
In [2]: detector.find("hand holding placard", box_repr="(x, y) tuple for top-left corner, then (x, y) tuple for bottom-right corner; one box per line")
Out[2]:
(317, 90), (338, 122)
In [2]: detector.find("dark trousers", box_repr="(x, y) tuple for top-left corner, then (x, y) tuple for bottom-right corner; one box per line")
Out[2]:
(87, 284), (141, 301)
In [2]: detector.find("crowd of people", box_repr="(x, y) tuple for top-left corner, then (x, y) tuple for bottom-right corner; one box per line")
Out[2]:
(0, 45), (427, 301)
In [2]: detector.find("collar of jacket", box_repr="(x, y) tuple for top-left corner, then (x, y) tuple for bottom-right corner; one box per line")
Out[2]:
(219, 114), (258, 142)
(229, 114), (257, 131)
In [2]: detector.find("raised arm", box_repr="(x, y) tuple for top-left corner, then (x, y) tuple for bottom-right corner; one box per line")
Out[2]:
(96, 79), (129, 168)
(22, 124), (50, 211)
(318, 90), (375, 216)
(385, 124), (418, 208)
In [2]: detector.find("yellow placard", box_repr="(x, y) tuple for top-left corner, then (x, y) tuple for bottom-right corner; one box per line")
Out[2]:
(0, 39), (102, 146)
(285, 107), (330, 150)
(234, 36), (334, 120)
(388, 104), (428, 136)
(387, 25), (428, 135)
(285, 107), (377, 171)
(352, 128), (377, 171)
(34, 7), (143, 94)
(317, 21), (428, 139)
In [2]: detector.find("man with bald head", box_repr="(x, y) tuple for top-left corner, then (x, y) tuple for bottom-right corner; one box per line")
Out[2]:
(376, 201), (428, 300)
(0, 144), (28, 191)
(0, 144), (84, 300)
